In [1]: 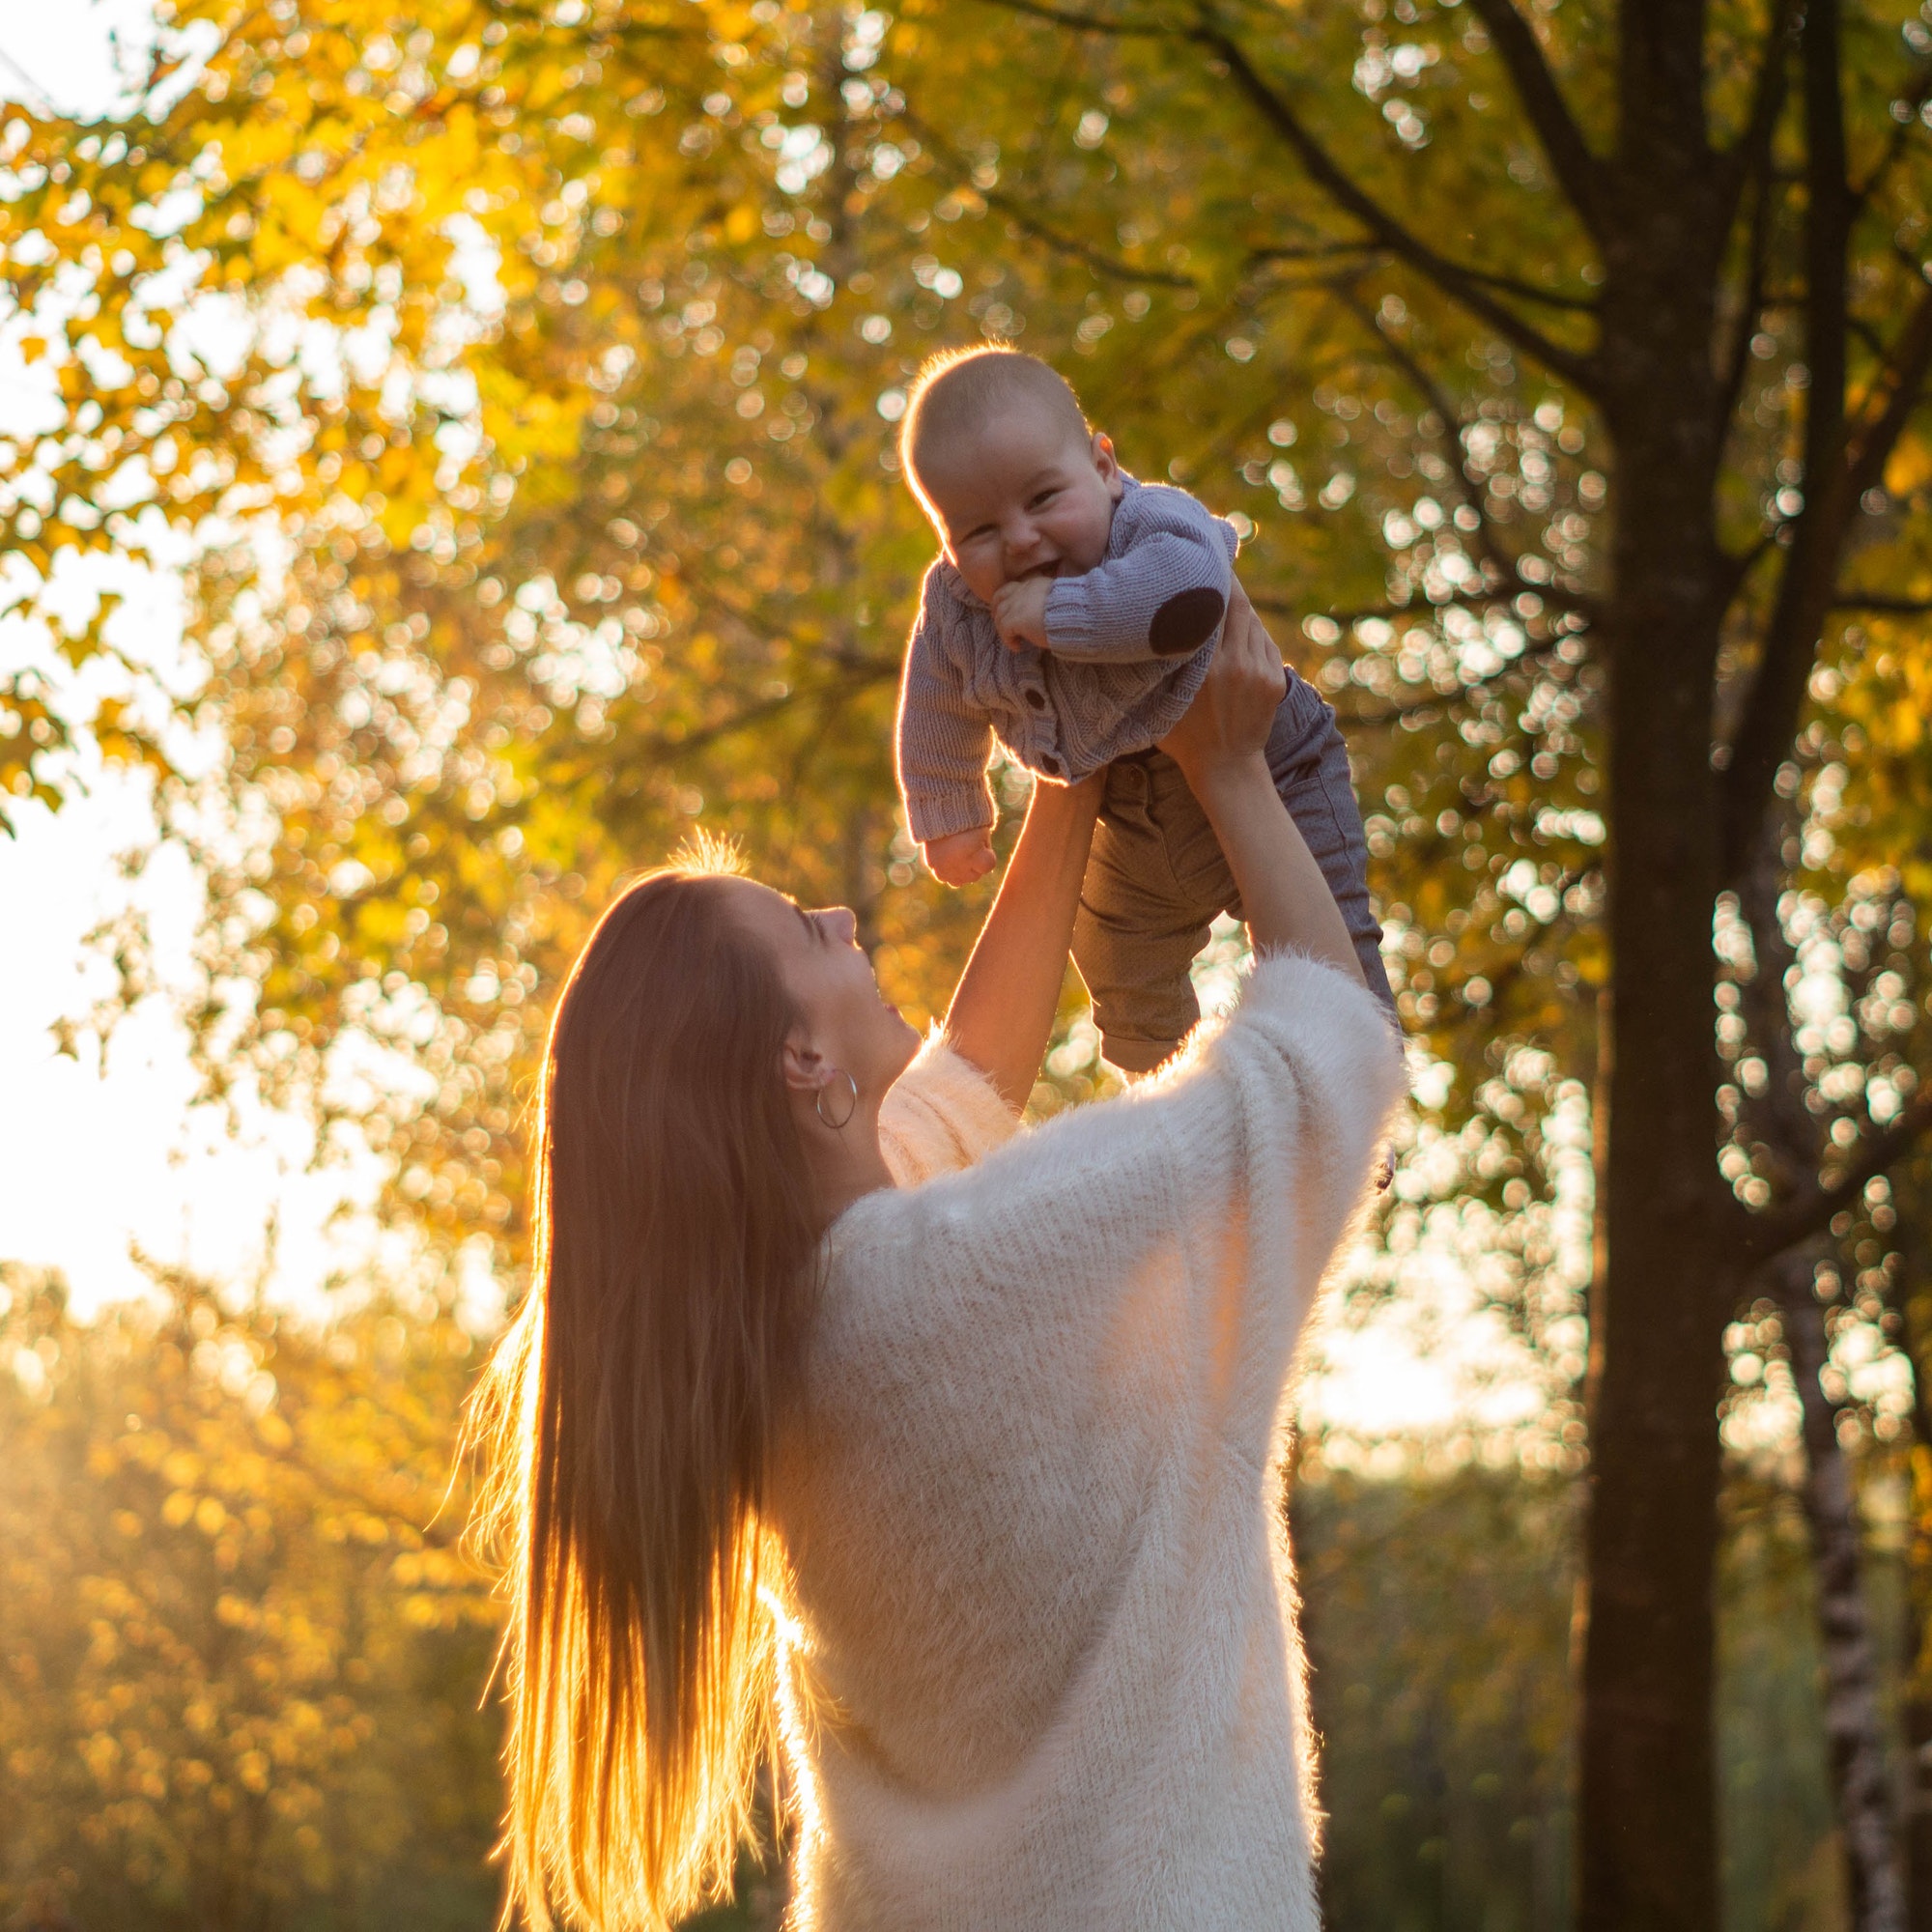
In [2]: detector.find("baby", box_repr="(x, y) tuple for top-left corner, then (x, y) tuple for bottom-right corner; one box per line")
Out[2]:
(895, 346), (1397, 1072)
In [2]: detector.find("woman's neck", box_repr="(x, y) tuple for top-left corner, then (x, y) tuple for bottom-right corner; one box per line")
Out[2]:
(808, 1104), (896, 1229)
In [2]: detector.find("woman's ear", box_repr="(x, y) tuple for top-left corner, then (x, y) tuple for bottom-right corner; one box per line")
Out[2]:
(1091, 431), (1124, 501)
(780, 1031), (825, 1097)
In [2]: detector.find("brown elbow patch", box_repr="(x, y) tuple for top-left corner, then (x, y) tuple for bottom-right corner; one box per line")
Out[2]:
(1149, 586), (1226, 657)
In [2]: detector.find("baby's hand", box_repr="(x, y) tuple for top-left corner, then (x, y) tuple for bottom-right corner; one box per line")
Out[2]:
(990, 576), (1052, 652)
(922, 828), (997, 887)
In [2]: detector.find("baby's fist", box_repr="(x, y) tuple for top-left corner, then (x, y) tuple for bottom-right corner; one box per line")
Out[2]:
(991, 576), (1052, 652)
(923, 828), (997, 887)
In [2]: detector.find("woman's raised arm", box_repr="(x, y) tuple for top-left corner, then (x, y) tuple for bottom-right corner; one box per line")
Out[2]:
(943, 771), (1103, 1111)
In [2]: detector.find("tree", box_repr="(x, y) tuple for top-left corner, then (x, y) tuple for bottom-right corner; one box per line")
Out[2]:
(6, 2), (1932, 1923)
(872, 7), (1932, 1922)
(0, 1263), (501, 1930)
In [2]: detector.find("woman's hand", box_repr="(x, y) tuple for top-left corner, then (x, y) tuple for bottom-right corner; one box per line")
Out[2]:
(1156, 581), (1287, 793)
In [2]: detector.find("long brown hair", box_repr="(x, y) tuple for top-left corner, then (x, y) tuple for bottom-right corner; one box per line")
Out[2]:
(469, 854), (819, 1929)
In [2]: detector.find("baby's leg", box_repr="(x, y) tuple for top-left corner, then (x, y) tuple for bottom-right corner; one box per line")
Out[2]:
(1072, 754), (1225, 1074)
(1264, 671), (1399, 1020)
(1075, 678), (1396, 1072)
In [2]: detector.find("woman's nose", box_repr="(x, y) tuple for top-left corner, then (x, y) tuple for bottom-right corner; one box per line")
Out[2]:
(819, 906), (859, 945)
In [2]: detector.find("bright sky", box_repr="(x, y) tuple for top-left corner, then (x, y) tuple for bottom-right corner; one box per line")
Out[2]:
(0, 5), (151, 119)
(0, 8), (1576, 1445)
(0, 7), (393, 1320)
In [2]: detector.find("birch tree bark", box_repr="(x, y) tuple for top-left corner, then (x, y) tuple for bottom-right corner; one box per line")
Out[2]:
(1744, 834), (1905, 1932)
(1890, 1176), (1932, 1932)
(1771, 1241), (1906, 1932)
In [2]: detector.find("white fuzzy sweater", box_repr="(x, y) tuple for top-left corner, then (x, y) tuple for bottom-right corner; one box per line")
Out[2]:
(770, 953), (1406, 1930)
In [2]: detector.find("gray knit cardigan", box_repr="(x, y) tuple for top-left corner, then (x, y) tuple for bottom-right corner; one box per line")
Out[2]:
(895, 475), (1240, 842)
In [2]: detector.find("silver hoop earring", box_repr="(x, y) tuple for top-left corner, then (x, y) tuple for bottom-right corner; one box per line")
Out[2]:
(814, 1068), (859, 1130)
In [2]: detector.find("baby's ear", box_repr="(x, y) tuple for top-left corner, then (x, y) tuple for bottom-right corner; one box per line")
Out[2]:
(1091, 431), (1124, 500)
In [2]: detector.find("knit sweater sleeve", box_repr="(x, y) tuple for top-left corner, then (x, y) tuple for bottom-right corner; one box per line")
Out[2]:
(841, 953), (1406, 1455)
(895, 570), (998, 845)
(1043, 483), (1239, 664)
(876, 1033), (1021, 1188)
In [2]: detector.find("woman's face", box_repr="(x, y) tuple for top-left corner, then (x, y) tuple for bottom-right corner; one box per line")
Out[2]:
(722, 878), (920, 1101)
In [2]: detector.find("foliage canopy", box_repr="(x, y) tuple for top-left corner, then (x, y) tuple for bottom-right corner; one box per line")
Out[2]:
(7, 0), (1932, 1919)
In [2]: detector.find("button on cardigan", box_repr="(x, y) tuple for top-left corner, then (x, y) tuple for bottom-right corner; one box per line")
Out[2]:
(770, 953), (1407, 1931)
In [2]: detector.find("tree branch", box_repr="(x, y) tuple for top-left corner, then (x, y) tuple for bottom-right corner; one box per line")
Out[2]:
(1716, 0), (1797, 230)
(1719, 526), (1782, 599)
(1850, 60), (1932, 213)
(1728, 814), (1931, 1264)
(1413, 871), (1592, 1032)
(1719, 276), (1932, 870)
(897, 104), (1198, 287)
(1252, 596), (1524, 627)
(1331, 638), (1570, 727)
(1246, 242), (1384, 267)
(1195, 21), (1600, 393)
(969, 0), (1604, 385)
(1845, 279), (1932, 503)
(1333, 284), (1600, 625)
(1718, 0), (1854, 882)
(1833, 594), (1932, 615)
(1717, 185), (1774, 437)
(969, 0), (1168, 34)
(605, 657), (898, 775)
(1742, 1094), (1932, 1263)
(1261, 242), (1598, 313)
(1247, 593), (1585, 731)
(1716, 21), (1790, 436)
(979, 185), (1197, 288)
(1463, 0), (1609, 239)
(1451, 266), (1602, 315)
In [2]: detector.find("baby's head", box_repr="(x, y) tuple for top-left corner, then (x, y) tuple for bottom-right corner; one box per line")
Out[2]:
(900, 348), (1123, 606)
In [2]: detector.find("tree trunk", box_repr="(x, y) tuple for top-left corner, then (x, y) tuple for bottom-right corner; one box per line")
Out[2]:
(1739, 820), (1907, 1927)
(1577, 22), (1733, 1909)
(1578, 763), (1728, 1932)
(1774, 1241), (1908, 1932)
(1908, 1676), (1932, 1932)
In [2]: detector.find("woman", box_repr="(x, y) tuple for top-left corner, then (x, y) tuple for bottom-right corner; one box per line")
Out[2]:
(471, 590), (1406, 1931)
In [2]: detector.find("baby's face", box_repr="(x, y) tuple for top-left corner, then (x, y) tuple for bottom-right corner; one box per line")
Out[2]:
(915, 411), (1124, 606)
